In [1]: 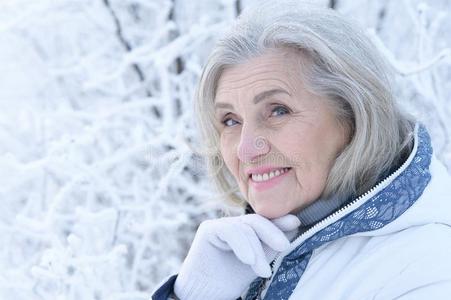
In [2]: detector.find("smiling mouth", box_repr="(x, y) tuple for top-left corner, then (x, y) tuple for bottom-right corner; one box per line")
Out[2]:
(249, 167), (292, 182)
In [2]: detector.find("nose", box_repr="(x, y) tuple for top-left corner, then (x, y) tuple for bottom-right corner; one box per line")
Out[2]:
(237, 131), (271, 163)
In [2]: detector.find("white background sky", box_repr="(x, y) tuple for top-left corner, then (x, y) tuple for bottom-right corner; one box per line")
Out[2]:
(0, 0), (450, 299)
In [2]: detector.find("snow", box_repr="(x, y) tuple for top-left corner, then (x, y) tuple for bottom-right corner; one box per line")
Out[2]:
(0, 0), (449, 299)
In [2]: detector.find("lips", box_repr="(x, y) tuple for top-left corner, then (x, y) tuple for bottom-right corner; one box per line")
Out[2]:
(250, 167), (291, 182)
(246, 167), (292, 191)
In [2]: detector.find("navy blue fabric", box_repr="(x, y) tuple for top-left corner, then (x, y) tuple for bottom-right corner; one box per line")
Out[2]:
(152, 275), (178, 300)
(151, 274), (244, 300)
(245, 125), (432, 300)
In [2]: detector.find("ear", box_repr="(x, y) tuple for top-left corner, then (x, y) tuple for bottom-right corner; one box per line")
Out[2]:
(245, 203), (255, 214)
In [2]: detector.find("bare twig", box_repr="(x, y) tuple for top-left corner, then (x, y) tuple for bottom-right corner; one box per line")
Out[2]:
(102, 0), (161, 118)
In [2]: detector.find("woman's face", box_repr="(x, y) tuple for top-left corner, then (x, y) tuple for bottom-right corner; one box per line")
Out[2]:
(214, 48), (350, 219)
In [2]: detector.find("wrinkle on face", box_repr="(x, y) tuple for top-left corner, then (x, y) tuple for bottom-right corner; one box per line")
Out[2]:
(215, 47), (350, 218)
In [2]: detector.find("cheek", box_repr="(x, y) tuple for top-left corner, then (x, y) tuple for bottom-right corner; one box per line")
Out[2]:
(277, 127), (334, 197)
(272, 130), (309, 165)
(219, 134), (238, 176)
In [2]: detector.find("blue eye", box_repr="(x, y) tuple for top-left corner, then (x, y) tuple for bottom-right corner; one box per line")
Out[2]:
(223, 118), (239, 127)
(271, 105), (290, 116)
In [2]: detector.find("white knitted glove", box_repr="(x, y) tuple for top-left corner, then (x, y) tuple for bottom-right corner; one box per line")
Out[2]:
(173, 214), (300, 300)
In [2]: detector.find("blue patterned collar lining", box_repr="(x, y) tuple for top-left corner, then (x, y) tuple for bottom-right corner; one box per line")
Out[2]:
(245, 124), (432, 300)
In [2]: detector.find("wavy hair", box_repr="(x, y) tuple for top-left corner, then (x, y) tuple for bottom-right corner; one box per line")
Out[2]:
(194, 0), (414, 207)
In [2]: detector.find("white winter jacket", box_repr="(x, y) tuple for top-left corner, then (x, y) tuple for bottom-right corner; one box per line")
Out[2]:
(152, 124), (451, 300)
(242, 124), (451, 300)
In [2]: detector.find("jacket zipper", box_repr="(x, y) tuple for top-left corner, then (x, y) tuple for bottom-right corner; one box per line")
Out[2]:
(257, 130), (418, 299)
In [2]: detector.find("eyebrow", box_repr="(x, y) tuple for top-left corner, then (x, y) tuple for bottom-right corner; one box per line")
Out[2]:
(214, 88), (291, 110)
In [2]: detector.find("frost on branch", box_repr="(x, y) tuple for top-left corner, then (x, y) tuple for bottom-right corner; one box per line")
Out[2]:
(0, 0), (449, 299)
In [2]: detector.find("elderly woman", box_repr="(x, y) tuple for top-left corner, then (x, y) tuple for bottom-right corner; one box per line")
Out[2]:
(152, 1), (451, 299)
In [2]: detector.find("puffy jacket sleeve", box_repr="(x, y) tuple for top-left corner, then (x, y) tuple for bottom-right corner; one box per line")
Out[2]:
(373, 224), (451, 300)
(151, 275), (244, 300)
(391, 280), (451, 300)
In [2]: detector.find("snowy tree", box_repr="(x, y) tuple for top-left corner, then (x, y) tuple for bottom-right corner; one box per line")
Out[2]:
(0, 0), (449, 299)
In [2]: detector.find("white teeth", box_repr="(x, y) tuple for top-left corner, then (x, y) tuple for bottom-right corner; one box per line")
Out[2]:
(251, 168), (290, 182)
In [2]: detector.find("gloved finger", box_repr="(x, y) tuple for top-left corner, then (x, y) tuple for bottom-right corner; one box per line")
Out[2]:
(207, 221), (232, 251)
(213, 222), (256, 265)
(261, 243), (278, 264)
(240, 214), (290, 252)
(270, 214), (301, 232)
(209, 234), (230, 251)
(240, 223), (272, 278)
(198, 220), (230, 251)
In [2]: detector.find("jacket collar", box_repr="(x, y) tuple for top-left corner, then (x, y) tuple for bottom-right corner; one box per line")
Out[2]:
(285, 122), (432, 253)
(246, 123), (435, 300)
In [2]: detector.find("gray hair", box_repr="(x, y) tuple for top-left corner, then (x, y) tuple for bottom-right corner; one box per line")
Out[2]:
(194, 0), (414, 207)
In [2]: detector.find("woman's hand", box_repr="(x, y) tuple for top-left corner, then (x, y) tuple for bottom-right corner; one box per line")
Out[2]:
(173, 214), (301, 300)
